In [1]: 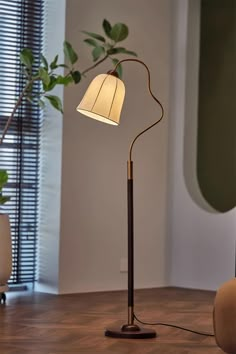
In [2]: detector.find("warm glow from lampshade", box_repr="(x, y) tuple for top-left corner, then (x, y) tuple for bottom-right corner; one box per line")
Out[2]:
(76, 74), (125, 125)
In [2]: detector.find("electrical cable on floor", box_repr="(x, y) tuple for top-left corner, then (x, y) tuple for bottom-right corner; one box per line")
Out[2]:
(133, 313), (215, 337)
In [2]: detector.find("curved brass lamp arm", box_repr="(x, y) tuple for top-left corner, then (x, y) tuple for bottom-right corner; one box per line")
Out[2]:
(112, 58), (164, 161)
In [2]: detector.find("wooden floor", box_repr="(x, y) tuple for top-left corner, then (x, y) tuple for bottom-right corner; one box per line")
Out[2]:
(0, 287), (222, 354)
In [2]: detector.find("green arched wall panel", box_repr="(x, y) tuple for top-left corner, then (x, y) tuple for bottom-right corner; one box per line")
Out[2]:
(197, 0), (236, 212)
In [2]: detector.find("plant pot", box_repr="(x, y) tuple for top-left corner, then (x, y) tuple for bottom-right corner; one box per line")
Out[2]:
(213, 278), (236, 353)
(0, 214), (12, 293)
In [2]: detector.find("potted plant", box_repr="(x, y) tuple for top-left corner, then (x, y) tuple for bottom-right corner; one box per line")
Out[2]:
(0, 170), (11, 304)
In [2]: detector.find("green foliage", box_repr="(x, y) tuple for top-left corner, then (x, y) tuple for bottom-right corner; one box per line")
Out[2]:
(83, 38), (98, 47)
(18, 19), (137, 113)
(110, 23), (129, 42)
(82, 31), (105, 42)
(38, 99), (45, 109)
(50, 55), (59, 70)
(0, 196), (10, 205)
(83, 19), (137, 76)
(63, 41), (78, 65)
(39, 67), (50, 86)
(56, 75), (74, 85)
(92, 46), (105, 61)
(45, 95), (63, 113)
(20, 43), (81, 112)
(43, 76), (57, 91)
(20, 48), (34, 69)
(107, 47), (137, 57)
(0, 170), (8, 188)
(102, 19), (112, 38)
(0, 170), (10, 205)
(71, 71), (81, 84)
(111, 58), (123, 79)
(40, 54), (48, 70)
(0, 19), (138, 198)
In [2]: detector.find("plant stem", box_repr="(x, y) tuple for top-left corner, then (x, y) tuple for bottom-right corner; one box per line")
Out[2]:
(0, 79), (37, 145)
(0, 55), (110, 144)
(81, 54), (109, 76)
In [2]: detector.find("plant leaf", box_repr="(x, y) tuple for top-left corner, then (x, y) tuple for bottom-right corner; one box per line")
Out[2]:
(23, 67), (30, 79)
(38, 99), (45, 109)
(0, 170), (8, 189)
(82, 31), (105, 42)
(71, 71), (81, 84)
(92, 46), (105, 62)
(0, 196), (10, 205)
(50, 55), (59, 70)
(0, 170), (10, 205)
(56, 75), (74, 85)
(40, 54), (48, 70)
(63, 41), (78, 65)
(43, 75), (57, 91)
(120, 49), (137, 56)
(39, 67), (50, 86)
(111, 58), (122, 79)
(110, 23), (129, 42)
(20, 48), (34, 69)
(84, 38), (98, 47)
(58, 64), (69, 68)
(103, 19), (112, 38)
(45, 95), (63, 113)
(108, 47), (137, 56)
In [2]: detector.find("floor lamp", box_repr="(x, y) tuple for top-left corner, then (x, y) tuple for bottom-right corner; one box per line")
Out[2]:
(77, 58), (164, 339)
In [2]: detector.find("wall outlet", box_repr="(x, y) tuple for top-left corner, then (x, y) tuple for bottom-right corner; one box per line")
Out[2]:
(120, 258), (128, 272)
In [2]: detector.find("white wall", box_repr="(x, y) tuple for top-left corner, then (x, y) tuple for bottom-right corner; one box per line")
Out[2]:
(36, 0), (236, 295)
(58, 0), (171, 293)
(168, 0), (236, 290)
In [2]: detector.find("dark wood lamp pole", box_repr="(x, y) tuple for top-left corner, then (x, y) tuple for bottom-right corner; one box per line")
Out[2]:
(104, 59), (164, 338)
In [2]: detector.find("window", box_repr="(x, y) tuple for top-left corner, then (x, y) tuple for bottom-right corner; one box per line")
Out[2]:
(0, 0), (45, 283)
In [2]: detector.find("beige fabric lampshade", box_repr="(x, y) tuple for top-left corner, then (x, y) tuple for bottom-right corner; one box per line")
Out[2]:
(77, 74), (125, 125)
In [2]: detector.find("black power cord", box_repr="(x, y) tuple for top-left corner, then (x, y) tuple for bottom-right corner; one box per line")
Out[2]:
(133, 313), (215, 337)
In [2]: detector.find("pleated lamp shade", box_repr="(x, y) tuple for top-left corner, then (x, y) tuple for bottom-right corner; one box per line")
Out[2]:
(77, 73), (125, 125)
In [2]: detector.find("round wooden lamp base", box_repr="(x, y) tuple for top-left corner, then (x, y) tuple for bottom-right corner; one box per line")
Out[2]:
(105, 324), (156, 339)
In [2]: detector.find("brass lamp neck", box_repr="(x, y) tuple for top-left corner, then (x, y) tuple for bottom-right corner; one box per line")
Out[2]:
(110, 58), (164, 161)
